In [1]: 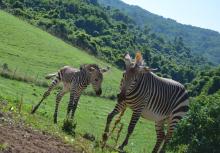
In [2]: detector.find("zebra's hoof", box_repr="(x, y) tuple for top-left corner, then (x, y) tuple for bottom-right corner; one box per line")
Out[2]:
(54, 119), (57, 124)
(102, 133), (108, 142)
(159, 150), (165, 153)
(118, 146), (126, 153)
(31, 109), (35, 114)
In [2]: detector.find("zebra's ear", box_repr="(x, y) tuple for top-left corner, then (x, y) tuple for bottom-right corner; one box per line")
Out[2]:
(124, 52), (133, 69)
(100, 66), (110, 73)
(88, 66), (96, 72)
(135, 52), (144, 66)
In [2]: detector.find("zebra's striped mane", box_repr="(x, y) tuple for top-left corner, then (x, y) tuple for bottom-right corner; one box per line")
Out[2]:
(80, 64), (100, 71)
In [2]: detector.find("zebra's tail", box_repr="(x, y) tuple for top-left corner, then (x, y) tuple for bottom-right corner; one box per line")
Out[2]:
(45, 73), (57, 79)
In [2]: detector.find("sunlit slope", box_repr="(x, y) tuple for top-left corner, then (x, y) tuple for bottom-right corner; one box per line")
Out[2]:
(0, 10), (121, 92)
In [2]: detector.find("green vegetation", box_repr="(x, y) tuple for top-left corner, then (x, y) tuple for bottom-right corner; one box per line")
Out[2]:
(1, 0), (209, 84)
(169, 92), (220, 153)
(167, 67), (220, 153)
(0, 10), (121, 96)
(99, 0), (220, 65)
(0, 143), (8, 152)
(187, 67), (220, 96)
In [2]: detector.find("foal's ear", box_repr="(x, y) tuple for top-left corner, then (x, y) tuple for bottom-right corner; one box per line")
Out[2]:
(88, 66), (96, 72)
(100, 66), (110, 73)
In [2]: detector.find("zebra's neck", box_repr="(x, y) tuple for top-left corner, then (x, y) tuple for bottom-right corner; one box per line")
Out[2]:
(126, 72), (159, 97)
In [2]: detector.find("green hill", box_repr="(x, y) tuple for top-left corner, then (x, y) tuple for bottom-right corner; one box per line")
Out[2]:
(0, 0), (208, 85)
(0, 10), (156, 153)
(0, 10), (121, 91)
(98, 0), (220, 65)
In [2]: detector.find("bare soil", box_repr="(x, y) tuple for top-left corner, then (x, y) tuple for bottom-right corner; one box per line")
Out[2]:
(0, 113), (81, 153)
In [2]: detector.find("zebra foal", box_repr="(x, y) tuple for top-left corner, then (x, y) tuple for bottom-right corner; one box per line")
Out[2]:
(102, 53), (189, 153)
(31, 64), (109, 123)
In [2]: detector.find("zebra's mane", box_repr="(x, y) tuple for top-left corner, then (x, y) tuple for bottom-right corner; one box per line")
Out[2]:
(80, 64), (100, 71)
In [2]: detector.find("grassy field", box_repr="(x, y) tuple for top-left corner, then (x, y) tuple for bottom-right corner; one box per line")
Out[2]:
(0, 10), (156, 153)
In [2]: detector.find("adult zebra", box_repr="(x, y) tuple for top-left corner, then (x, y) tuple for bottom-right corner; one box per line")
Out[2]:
(31, 64), (109, 123)
(102, 53), (189, 153)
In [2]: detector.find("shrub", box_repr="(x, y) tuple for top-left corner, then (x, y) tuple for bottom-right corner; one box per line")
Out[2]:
(208, 76), (220, 95)
(169, 94), (220, 153)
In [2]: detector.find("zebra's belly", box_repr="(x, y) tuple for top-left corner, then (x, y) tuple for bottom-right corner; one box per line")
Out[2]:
(141, 109), (166, 121)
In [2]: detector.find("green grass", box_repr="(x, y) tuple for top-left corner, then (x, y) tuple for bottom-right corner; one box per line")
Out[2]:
(0, 143), (8, 152)
(0, 10), (121, 95)
(0, 10), (157, 153)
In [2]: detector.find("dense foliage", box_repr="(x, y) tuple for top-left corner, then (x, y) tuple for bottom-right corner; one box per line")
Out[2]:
(187, 67), (220, 96)
(169, 93), (220, 153)
(168, 67), (220, 153)
(98, 0), (220, 65)
(1, 0), (208, 84)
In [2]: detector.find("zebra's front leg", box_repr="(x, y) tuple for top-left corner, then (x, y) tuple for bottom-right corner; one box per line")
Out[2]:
(118, 111), (141, 151)
(102, 104), (123, 148)
(53, 90), (66, 124)
(66, 89), (80, 121)
(70, 96), (80, 120)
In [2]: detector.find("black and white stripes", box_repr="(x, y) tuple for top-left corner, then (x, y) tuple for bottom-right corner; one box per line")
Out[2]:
(102, 52), (189, 153)
(31, 64), (109, 123)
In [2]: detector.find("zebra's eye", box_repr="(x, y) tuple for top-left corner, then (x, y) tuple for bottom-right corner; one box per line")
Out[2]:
(95, 78), (99, 82)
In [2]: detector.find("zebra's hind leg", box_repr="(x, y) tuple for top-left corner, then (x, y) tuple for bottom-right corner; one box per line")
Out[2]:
(160, 102), (189, 153)
(159, 115), (182, 153)
(152, 120), (165, 153)
(31, 86), (54, 114)
(31, 77), (60, 114)
(53, 89), (67, 124)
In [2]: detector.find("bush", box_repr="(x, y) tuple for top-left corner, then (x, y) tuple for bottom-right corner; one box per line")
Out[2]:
(208, 76), (220, 94)
(169, 94), (220, 153)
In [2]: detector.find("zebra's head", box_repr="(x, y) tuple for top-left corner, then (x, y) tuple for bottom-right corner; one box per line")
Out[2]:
(124, 52), (157, 73)
(81, 64), (110, 96)
(120, 52), (157, 93)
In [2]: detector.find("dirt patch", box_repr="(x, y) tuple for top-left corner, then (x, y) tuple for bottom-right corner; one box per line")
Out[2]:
(0, 122), (81, 153)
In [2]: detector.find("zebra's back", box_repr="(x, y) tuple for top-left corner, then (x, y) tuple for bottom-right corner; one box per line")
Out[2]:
(59, 66), (79, 83)
(126, 72), (188, 121)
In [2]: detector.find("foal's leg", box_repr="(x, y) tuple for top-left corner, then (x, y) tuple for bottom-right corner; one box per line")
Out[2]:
(53, 89), (67, 124)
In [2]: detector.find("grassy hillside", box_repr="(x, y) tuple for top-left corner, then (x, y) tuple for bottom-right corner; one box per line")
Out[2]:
(0, 10), (122, 92)
(1, 0), (207, 85)
(98, 0), (220, 65)
(0, 10), (157, 153)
